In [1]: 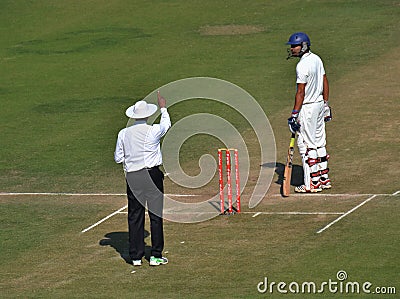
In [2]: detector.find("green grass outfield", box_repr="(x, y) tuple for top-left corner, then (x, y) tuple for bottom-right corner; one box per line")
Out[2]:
(1, 193), (399, 298)
(1, 0), (399, 298)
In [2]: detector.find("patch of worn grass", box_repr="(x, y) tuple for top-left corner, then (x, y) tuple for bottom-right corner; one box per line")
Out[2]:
(199, 24), (265, 36)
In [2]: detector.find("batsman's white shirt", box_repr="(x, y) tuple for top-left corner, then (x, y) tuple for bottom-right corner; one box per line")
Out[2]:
(114, 108), (171, 172)
(296, 52), (326, 151)
(296, 51), (325, 104)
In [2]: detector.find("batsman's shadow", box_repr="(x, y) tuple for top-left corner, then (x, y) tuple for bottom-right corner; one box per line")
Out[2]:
(274, 162), (304, 188)
(99, 231), (151, 264)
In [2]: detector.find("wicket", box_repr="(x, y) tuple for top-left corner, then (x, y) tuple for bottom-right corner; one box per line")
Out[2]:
(218, 148), (241, 214)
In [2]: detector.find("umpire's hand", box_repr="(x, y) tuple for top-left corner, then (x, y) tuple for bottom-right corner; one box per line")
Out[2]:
(157, 91), (166, 108)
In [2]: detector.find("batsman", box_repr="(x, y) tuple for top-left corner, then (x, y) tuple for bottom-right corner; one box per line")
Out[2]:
(286, 32), (332, 193)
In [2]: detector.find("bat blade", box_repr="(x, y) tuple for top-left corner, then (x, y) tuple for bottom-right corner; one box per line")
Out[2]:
(282, 133), (296, 197)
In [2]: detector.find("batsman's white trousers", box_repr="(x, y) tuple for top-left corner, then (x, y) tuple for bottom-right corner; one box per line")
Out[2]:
(297, 100), (326, 154)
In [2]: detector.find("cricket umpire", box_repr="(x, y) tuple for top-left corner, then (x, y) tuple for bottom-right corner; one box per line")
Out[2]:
(114, 91), (171, 266)
(286, 32), (332, 193)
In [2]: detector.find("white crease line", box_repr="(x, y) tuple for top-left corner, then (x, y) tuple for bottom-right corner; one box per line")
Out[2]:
(0, 192), (126, 196)
(316, 195), (377, 234)
(83, 209), (345, 233)
(1, 192), (396, 197)
(259, 212), (344, 215)
(271, 193), (391, 197)
(0, 192), (199, 197)
(81, 205), (128, 233)
(165, 194), (201, 197)
(249, 212), (343, 217)
(118, 211), (343, 215)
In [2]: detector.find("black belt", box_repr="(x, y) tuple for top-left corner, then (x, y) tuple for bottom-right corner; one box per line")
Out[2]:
(145, 166), (159, 170)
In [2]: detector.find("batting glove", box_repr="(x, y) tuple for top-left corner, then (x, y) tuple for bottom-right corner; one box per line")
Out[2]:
(288, 110), (300, 133)
(324, 102), (332, 122)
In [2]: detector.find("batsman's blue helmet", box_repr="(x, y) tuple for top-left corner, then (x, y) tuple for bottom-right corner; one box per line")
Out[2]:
(286, 32), (311, 46)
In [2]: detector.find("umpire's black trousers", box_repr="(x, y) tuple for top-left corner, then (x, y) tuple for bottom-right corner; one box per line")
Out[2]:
(126, 166), (164, 260)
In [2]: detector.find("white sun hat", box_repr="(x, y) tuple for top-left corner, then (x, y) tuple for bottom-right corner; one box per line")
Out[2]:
(125, 100), (158, 119)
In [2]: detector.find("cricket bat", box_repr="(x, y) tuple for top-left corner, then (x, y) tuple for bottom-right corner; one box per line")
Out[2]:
(282, 133), (296, 197)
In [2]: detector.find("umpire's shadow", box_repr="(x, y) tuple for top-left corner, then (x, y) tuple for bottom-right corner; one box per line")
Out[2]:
(99, 231), (151, 264)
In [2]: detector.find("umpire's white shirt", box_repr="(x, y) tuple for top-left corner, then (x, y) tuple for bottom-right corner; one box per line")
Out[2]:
(114, 108), (171, 172)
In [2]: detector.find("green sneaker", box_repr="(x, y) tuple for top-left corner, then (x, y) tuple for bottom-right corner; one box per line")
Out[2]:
(149, 256), (168, 266)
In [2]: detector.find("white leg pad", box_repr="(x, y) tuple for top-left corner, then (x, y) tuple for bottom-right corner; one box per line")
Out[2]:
(308, 149), (320, 183)
(317, 146), (329, 178)
(301, 153), (311, 189)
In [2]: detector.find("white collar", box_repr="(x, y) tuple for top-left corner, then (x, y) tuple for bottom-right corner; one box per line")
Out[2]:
(133, 119), (148, 125)
(300, 51), (312, 60)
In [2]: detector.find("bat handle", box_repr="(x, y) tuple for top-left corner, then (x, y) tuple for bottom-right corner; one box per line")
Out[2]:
(289, 133), (296, 147)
